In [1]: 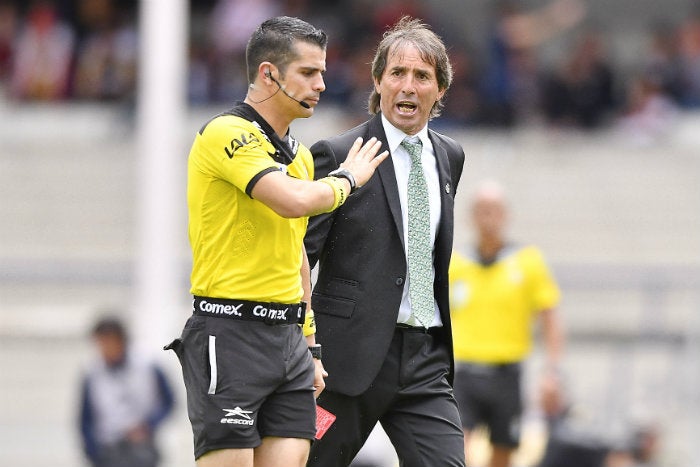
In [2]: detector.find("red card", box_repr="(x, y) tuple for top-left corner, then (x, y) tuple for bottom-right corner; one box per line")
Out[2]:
(315, 405), (336, 439)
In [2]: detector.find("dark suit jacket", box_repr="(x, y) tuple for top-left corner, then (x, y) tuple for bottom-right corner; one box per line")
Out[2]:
(304, 113), (465, 396)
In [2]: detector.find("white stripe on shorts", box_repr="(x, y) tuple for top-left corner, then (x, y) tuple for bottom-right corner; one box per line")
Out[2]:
(208, 335), (217, 394)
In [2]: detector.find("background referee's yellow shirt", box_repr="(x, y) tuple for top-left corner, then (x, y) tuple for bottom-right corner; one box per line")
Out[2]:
(449, 246), (560, 364)
(187, 115), (313, 303)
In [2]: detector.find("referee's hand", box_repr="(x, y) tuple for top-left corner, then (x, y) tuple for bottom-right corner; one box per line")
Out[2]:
(340, 137), (389, 189)
(313, 359), (328, 399)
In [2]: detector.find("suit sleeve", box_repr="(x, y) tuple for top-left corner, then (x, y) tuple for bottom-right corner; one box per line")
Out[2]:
(304, 139), (341, 268)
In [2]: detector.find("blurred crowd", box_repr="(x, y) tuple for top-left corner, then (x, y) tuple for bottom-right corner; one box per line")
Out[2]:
(1, 0), (700, 130)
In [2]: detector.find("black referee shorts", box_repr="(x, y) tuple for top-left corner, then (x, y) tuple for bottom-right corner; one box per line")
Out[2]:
(167, 314), (316, 459)
(453, 361), (523, 448)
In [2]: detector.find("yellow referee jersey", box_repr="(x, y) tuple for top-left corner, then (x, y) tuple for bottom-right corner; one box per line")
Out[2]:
(187, 111), (313, 303)
(449, 245), (560, 364)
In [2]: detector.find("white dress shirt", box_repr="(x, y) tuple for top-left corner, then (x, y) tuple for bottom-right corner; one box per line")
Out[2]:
(381, 114), (443, 327)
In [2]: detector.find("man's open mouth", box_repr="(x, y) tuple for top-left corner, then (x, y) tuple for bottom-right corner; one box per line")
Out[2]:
(397, 102), (417, 113)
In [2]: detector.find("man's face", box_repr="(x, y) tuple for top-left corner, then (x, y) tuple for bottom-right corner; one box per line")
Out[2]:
(472, 196), (507, 241)
(277, 41), (326, 117)
(373, 43), (444, 135)
(95, 333), (125, 366)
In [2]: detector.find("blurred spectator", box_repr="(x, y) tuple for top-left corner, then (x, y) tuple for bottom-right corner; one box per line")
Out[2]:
(616, 73), (679, 147)
(9, 0), (75, 100)
(3, 0), (699, 130)
(541, 30), (617, 129)
(208, 0), (278, 56)
(436, 44), (481, 128)
(71, 0), (138, 101)
(0, 0), (18, 83)
(535, 350), (662, 467)
(187, 37), (213, 104)
(536, 388), (623, 467)
(538, 407), (662, 467)
(187, 3), (216, 104)
(478, 0), (587, 127)
(536, 403), (610, 467)
(206, 0), (281, 101)
(677, 11), (700, 107)
(370, 0), (427, 35)
(78, 315), (175, 467)
(625, 424), (661, 467)
(642, 21), (686, 106)
(319, 38), (363, 105)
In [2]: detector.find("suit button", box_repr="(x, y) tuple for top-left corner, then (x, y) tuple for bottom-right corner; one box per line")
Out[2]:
(395, 277), (404, 286)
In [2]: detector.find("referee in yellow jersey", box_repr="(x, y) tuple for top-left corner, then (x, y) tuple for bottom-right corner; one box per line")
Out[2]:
(165, 16), (388, 467)
(449, 179), (565, 467)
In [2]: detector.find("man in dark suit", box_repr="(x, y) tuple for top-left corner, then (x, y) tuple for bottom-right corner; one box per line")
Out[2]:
(304, 16), (467, 467)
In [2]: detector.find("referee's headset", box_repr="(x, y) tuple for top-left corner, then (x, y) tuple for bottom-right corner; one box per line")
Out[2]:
(264, 67), (310, 109)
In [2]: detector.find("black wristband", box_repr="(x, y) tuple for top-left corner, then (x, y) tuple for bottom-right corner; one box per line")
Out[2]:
(328, 168), (357, 194)
(308, 344), (322, 360)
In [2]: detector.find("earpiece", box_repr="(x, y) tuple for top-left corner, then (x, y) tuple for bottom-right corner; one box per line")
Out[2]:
(257, 66), (311, 109)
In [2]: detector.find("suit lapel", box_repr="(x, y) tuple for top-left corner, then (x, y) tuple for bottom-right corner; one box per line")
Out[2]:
(428, 130), (456, 329)
(369, 114), (405, 248)
(429, 130), (454, 259)
(429, 130), (453, 222)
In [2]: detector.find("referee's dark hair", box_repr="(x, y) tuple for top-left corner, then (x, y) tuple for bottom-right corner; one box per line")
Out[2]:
(368, 16), (453, 118)
(245, 16), (328, 84)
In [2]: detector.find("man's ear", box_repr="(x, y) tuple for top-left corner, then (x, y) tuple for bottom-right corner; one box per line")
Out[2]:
(259, 63), (273, 83)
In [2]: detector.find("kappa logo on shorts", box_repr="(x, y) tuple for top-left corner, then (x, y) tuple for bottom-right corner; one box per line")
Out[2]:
(221, 407), (255, 425)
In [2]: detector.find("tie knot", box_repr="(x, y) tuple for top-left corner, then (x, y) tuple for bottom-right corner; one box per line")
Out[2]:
(401, 137), (422, 161)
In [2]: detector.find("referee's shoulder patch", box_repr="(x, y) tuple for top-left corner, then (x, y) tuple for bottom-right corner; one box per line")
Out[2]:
(223, 130), (263, 159)
(199, 116), (264, 160)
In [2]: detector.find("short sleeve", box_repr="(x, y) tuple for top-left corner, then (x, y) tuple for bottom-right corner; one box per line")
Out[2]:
(524, 246), (561, 313)
(193, 115), (280, 195)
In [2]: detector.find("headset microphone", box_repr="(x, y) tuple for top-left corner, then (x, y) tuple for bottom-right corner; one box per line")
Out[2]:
(266, 71), (311, 109)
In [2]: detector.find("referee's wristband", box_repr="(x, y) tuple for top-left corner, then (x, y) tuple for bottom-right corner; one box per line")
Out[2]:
(301, 309), (316, 336)
(318, 176), (348, 212)
(328, 168), (357, 194)
(308, 344), (322, 360)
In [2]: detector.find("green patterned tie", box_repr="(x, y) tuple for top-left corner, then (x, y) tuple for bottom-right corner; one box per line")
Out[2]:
(401, 137), (434, 328)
